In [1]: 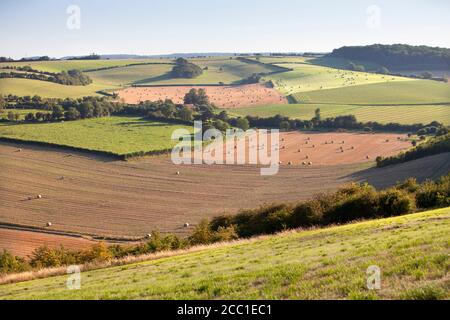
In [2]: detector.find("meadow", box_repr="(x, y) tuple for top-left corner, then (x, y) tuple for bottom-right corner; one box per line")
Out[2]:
(291, 80), (450, 105)
(0, 109), (51, 120)
(227, 104), (450, 125)
(0, 116), (192, 155)
(1, 208), (448, 300)
(1, 59), (172, 73)
(263, 62), (409, 95)
(120, 57), (281, 85)
(0, 78), (108, 98)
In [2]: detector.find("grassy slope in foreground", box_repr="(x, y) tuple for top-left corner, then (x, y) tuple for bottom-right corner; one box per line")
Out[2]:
(2, 208), (449, 300)
(291, 80), (450, 105)
(226, 104), (450, 125)
(0, 116), (191, 155)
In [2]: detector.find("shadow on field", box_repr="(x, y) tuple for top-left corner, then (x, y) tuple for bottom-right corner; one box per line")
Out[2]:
(346, 153), (450, 189)
(132, 72), (174, 85)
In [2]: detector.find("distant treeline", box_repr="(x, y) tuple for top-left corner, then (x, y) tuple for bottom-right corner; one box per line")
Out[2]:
(2, 96), (124, 122)
(0, 56), (52, 63)
(377, 134), (450, 167)
(329, 44), (450, 70)
(1, 173), (448, 275)
(67, 54), (101, 60)
(0, 66), (92, 86)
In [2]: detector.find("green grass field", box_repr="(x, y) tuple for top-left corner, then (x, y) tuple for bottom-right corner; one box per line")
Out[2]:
(139, 57), (280, 85)
(0, 109), (51, 120)
(227, 104), (450, 125)
(0, 116), (192, 155)
(0, 78), (109, 98)
(1, 59), (172, 73)
(88, 64), (174, 86)
(291, 80), (450, 105)
(264, 63), (413, 95)
(1, 208), (448, 300)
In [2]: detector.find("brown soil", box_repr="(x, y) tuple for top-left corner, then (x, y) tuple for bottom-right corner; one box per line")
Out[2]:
(116, 84), (287, 108)
(0, 142), (448, 240)
(0, 228), (94, 258)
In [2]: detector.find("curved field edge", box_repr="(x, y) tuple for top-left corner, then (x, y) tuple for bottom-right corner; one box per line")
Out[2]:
(225, 104), (450, 126)
(0, 117), (192, 156)
(1, 208), (449, 300)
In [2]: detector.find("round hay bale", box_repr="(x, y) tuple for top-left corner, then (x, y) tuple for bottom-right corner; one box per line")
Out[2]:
(17, 148), (22, 152)
(308, 162), (313, 165)
(46, 222), (52, 227)
(184, 223), (190, 228)
(305, 155), (309, 159)
(366, 155), (370, 159)
(288, 161), (292, 165)
(176, 171), (180, 175)
(145, 234), (152, 239)
(37, 194), (42, 199)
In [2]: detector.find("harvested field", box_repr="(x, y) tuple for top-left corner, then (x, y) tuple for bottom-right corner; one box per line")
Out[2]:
(0, 142), (448, 239)
(116, 84), (287, 108)
(202, 131), (413, 166)
(0, 228), (95, 258)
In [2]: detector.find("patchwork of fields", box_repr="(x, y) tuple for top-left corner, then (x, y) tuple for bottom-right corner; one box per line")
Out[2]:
(0, 117), (192, 155)
(227, 104), (450, 125)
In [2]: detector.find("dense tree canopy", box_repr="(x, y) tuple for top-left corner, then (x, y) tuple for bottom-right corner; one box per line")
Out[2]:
(171, 58), (203, 78)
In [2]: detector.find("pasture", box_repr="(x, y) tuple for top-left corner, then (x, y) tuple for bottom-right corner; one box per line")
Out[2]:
(264, 62), (411, 95)
(1, 208), (448, 300)
(0, 116), (192, 155)
(227, 104), (450, 125)
(117, 84), (287, 108)
(136, 57), (280, 85)
(0, 78), (108, 98)
(291, 80), (450, 105)
(0, 59), (172, 73)
(0, 109), (51, 120)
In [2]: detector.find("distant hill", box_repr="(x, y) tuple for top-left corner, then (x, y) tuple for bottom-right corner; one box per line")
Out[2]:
(329, 44), (450, 70)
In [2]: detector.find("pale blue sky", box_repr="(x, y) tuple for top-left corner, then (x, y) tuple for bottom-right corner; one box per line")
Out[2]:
(1, 0), (449, 58)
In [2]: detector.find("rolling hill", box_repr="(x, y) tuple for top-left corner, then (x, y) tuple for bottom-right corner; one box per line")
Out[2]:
(1, 208), (448, 300)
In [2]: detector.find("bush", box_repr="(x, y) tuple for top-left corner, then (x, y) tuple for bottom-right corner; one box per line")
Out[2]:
(378, 189), (415, 217)
(0, 250), (30, 274)
(416, 175), (450, 209)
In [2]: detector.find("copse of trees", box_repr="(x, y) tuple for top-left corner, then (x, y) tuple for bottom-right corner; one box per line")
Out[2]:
(329, 44), (450, 70)
(171, 58), (203, 78)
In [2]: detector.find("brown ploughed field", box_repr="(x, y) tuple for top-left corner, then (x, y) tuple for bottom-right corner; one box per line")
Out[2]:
(0, 141), (448, 250)
(116, 84), (287, 108)
(203, 131), (413, 166)
(0, 228), (95, 258)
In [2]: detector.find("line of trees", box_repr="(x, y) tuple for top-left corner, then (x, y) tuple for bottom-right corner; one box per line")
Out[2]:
(330, 44), (450, 70)
(1, 173), (448, 275)
(0, 67), (92, 86)
(171, 58), (203, 78)
(376, 134), (450, 167)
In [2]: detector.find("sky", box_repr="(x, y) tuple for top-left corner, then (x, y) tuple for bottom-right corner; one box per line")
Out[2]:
(0, 0), (449, 59)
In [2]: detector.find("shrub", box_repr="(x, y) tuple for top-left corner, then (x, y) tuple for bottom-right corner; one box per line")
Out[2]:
(378, 189), (415, 217)
(0, 250), (30, 274)
(324, 184), (380, 223)
(416, 175), (450, 208)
